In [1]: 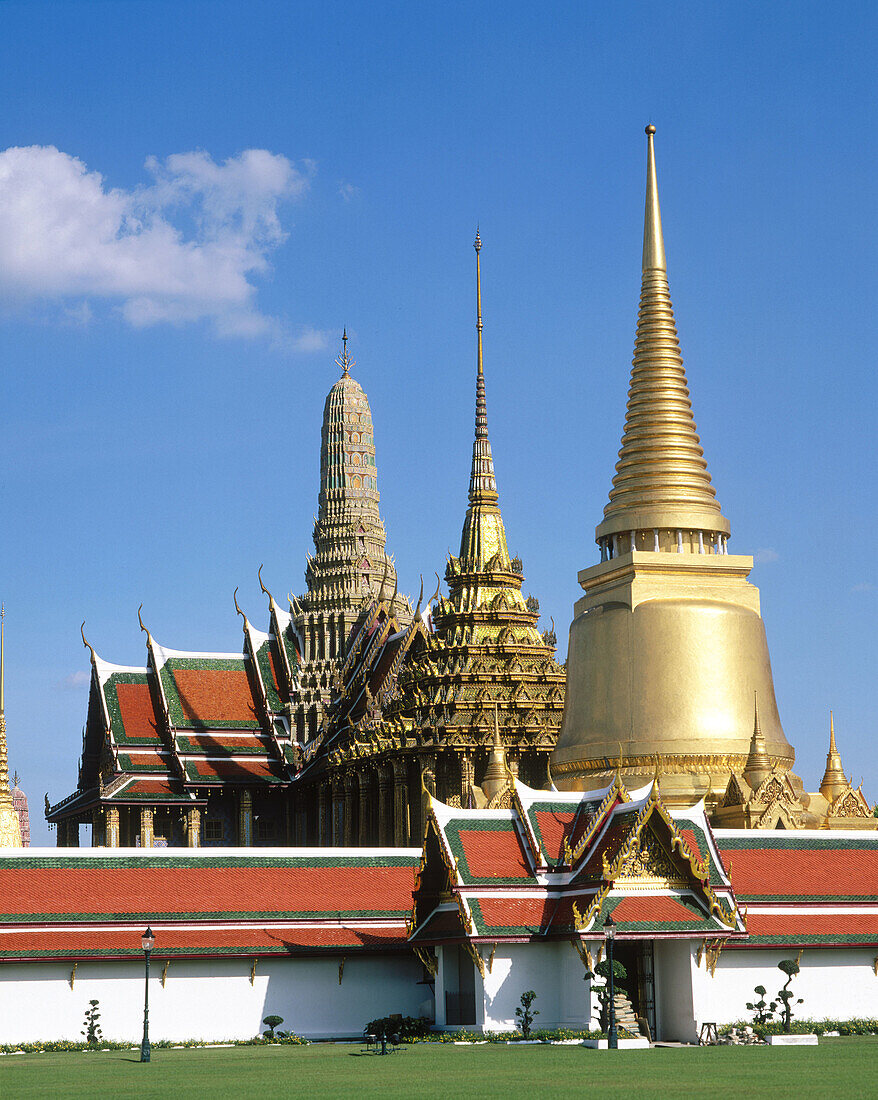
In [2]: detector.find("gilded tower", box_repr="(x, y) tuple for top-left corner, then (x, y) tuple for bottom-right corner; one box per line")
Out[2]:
(0, 608), (23, 847)
(384, 233), (566, 802)
(552, 127), (796, 808)
(290, 335), (411, 740)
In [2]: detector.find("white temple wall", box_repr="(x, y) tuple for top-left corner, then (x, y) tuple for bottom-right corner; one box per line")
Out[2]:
(479, 943), (593, 1032)
(0, 954), (424, 1044)
(693, 948), (878, 1028)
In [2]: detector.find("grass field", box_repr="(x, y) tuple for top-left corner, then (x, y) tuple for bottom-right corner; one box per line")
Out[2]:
(2, 1038), (878, 1099)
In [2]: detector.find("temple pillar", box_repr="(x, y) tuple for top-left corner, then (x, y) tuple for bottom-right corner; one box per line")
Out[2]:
(55, 820), (67, 847)
(186, 807), (201, 848)
(392, 758), (409, 846)
(105, 806), (120, 848)
(318, 783), (329, 845)
(377, 766), (393, 846)
(140, 807), (154, 849)
(343, 771), (356, 846)
(238, 790), (253, 846)
(67, 819), (80, 847)
(331, 776), (345, 845)
(357, 770), (372, 846)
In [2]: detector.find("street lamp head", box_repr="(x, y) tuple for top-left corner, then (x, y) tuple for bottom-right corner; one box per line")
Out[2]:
(142, 926), (155, 953)
(603, 911), (616, 942)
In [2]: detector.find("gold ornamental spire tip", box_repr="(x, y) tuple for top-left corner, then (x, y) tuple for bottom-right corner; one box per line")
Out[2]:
(643, 124), (667, 273)
(335, 329), (355, 378)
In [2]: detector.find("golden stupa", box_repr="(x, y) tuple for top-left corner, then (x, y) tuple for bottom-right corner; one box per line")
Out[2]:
(551, 126), (796, 808)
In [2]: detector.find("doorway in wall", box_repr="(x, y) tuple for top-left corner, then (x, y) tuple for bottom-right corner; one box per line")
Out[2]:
(613, 940), (655, 1039)
(444, 945), (476, 1026)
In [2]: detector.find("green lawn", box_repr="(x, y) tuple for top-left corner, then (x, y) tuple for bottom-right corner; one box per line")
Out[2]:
(2, 1038), (877, 1099)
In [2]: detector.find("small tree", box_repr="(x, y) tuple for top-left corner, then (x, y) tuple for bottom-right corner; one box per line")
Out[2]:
(82, 1000), (103, 1045)
(776, 960), (804, 1033)
(592, 958), (627, 1032)
(262, 1014), (284, 1040)
(515, 990), (539, 1038)
(745, 985), (777, 1028)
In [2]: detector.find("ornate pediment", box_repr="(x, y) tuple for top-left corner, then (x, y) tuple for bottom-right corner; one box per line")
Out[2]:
(721, 773), (748, 808)
(829, 787), (872, 820)
(615, 826), (687, 886)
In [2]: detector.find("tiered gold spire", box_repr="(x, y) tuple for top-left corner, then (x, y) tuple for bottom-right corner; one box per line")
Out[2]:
(459, 230), (508, 568)
(819, 711), (849, 801)
(596, 125), (730, 548)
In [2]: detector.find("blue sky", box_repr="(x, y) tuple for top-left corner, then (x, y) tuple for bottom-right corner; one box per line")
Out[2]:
(1, 2), (875, 843)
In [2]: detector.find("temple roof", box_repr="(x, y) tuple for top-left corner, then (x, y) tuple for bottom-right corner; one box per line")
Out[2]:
(410, 778), (741, 944)
(49, 597), (304, 820)
(0, 848), (420, 961)
(715, 829), (878, 947)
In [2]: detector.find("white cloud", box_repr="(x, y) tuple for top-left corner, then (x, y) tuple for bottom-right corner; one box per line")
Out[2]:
(338, 182), (359, 202)
(755, 547), (780, 564)
(0, 145), (317, 341)
(59, 670), (90, 691)
(851, 582), (874, 593)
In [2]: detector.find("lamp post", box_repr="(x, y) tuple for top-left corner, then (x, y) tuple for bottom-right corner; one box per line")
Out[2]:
(604, 912), (618, 1050)
(140, 926), (154, 1063)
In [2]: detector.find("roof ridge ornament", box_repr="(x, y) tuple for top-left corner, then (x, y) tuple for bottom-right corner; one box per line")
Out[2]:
(335, 327), (355, 378)
(137, 604), (153, 645)
(233, 586), (250, 629)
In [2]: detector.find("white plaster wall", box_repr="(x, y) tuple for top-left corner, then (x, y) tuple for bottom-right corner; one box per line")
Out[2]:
(654, 940), (697, 1042)
(693, 949), (878, 1028)
(0, 954), (425, 1044)
(481, 943), (591, 1032)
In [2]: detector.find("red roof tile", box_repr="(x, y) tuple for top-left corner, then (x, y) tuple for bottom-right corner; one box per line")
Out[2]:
(475, 896), (552, 931)
(458, 828), (532, 881)
(534, 810), (577, 862)
(744, 911), (878, 942)
(0, 863), (416, 920)
(174, 669), (258, 724)
(719, 844), (878, 899)
(610, 894), (705, 926)
(115, 682), (161, 742)
(0, 924), (408, 959)
(186, 759), (279, 781)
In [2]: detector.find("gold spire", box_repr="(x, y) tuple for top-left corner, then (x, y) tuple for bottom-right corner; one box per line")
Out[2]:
(482, 703), (509, 800)
(820, 710), (849, 801)
(468, 228), (497, 506)
(458, 232), (509, 569)
(742, 692), (771, 789)
(596, 125), (730, 544)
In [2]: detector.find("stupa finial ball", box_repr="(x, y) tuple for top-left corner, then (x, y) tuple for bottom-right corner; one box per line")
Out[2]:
(645, 124), (656, 135)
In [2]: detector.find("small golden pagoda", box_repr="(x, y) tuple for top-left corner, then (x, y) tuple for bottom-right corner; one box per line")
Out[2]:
(715, 709), (877, 829)
(552, 127), (796, 809)
(0, 608), (23, 848)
